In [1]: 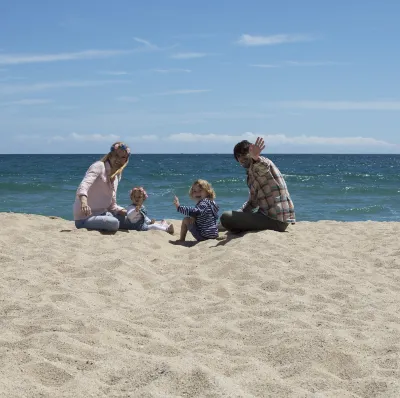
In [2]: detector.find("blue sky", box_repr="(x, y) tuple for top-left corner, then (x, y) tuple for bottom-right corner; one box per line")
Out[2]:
(1, 0), (400, 154)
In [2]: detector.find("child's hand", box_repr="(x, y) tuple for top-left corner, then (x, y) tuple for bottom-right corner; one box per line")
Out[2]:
(174, 196), (180, 209)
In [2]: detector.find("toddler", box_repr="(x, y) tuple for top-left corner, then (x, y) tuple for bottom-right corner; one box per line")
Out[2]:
(127, 186), (174, 234)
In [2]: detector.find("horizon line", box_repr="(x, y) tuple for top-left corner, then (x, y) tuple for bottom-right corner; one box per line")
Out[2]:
(1, 153), (400, 156)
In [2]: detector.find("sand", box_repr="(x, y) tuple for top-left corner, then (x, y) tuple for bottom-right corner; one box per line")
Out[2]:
(0, 212), (399, 397)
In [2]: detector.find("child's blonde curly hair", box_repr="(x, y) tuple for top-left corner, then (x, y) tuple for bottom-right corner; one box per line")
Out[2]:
(129, 186), (148, 202)
(189, 179), (216, 200)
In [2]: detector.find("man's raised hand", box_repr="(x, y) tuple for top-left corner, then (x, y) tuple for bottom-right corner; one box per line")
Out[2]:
(249, 137), (265, 160)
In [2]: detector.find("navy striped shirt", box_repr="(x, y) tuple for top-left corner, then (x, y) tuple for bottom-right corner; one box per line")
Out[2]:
(177, 198), (219, 239)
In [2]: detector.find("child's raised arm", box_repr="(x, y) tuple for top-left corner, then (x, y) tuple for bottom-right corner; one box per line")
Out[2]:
(176, 200), (208, 217)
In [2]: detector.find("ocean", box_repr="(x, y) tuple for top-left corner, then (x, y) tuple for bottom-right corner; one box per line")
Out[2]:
(0, 154), (399, 222)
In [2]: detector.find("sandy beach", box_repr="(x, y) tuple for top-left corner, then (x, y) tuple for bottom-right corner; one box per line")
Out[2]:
(0, 212), (399, 397)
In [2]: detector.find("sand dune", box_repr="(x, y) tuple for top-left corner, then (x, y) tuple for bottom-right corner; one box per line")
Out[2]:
(0, 212), (399, 397)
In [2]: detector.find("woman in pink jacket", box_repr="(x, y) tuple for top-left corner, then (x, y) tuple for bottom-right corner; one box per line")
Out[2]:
(73, 142), (130, 232)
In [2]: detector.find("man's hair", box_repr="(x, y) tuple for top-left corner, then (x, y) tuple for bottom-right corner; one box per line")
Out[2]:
(233, 140), (251, 161)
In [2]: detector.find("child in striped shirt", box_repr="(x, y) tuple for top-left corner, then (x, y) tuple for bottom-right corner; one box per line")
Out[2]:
(173, 179), (219, 242)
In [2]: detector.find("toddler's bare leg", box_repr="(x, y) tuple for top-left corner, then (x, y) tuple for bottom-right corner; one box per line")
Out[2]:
(179, 217), (191, 241)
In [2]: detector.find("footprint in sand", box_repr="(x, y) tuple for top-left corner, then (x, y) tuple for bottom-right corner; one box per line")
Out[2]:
(28, 362), (73, 387)
(260, 280), (281, 292)
(50, 293), (89, 308)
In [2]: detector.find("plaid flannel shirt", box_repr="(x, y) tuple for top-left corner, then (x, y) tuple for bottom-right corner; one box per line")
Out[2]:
(241, 156), (296, 223)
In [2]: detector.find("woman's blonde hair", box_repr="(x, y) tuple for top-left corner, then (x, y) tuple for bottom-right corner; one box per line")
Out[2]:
(189, 179), (216, 200)
(100, 141), (130, 180)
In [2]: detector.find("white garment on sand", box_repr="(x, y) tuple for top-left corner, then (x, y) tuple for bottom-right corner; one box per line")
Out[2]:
(147, 223), (169, 231)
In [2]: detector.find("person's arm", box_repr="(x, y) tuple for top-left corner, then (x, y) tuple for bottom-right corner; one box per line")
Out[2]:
(76, 162), (103, 216)
(249, 157), (273, 213)
(144, 215), (152, 224)
(77, 162), (102, 197)
(177, 203), (204, 217)
(240, 192), (256, 212)
(251, 156), (271, 174)
(237, 136), (266, 212)
(108, 176), (125, 214)
(249, 137), (265, 162)
(241, 158), (271, 212)
(174, 197), (207, 217)
(241, 182), (260, 212)
(140, 205), (152, 224)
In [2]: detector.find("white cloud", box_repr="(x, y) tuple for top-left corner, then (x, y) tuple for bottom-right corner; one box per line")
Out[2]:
(177, 111), (273, 123)
(133, 37), (158, 50)
(170, 52), (207, 59)
(1, 98), (53, 106)
(286, 60), (346, 66)
(15, 134), (42, 141)
(267, 134), (397, 147)
(54, 105), (79, 111)
(168, 132), (259, 143)
(0, 76), (26, 83)
(237, 34), (312, 46)
(166, 132), (398, 148)
(251, 61), (343, 68)
(116, 96), (139, 102)
(98, 71), (129, 76)
(250, 64), (279, 68)
(172, 33), (214, 40)
(0, 49), (131, 65)
(71, 132), (120, 142)
(0, 80), (129, 95)
(48, 135), (66, 142)
(49, 132), (120, 142)
(271, 100), (400, 110)
(149, 89), (211, 96)
(127, 134), (158, 142)
(152, 68), (191, 73)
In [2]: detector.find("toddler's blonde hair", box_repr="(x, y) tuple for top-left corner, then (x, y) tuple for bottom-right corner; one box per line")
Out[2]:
(189, 179), (216, 200)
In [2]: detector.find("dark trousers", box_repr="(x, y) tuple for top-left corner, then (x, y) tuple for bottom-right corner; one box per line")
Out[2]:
(220, 211), (289, 233)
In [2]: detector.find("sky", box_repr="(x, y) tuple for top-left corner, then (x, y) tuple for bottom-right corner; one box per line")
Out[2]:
(1, 0), (400, 154)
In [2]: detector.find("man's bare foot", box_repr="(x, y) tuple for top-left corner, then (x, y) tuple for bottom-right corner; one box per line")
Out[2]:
(167, 223), (174, 235)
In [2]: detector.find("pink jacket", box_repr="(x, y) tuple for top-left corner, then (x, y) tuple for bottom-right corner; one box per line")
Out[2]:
(73, 161), (124, 220)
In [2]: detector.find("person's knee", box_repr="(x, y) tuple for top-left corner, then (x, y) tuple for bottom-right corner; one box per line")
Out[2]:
(107, 217), (120, 232)
(182, 217), (191, 225)
(220, 211), (232, 228)
(75, 220), (84, 229)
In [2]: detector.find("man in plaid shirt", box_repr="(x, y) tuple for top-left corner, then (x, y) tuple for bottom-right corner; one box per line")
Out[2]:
(220, 137), (295, 233)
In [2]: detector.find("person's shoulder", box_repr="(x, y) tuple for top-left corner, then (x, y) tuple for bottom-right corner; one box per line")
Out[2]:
(85, 161), (105, 176)
(204, 198), (217, 204)
(252, 156), (270, 168)
(258, 156), (271, 163)
(90, 160), (105, 170)
(203, 198), (218, 207)
(200, 198), (212, 204)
